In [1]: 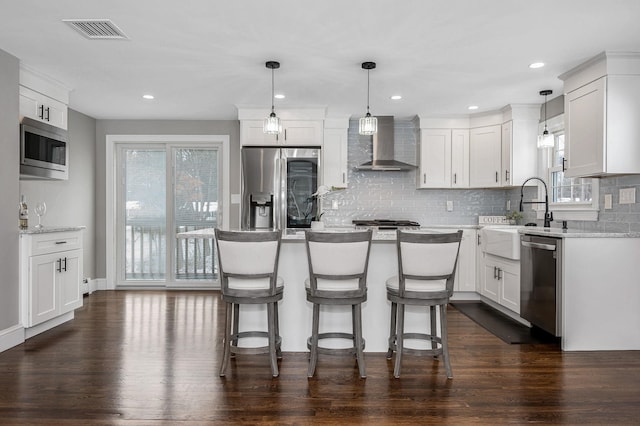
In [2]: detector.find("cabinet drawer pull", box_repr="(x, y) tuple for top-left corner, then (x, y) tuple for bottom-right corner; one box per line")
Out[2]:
(342, 172), (345, 184)
(55, 241), (68, 245)
(505, 170), (510, 181)
(57, 258), (62, 273)
(497, 268), (502, 280)
(45, 107), (50, 121)
(63, 257), (68, 272)
(562, 157), (567, 172)
(453, 173), (457, 184)
(495, 171), (498, 182)
(38, 105), (44, 119)
(493, 266), (497, 279)
(423, 173), (426, 184)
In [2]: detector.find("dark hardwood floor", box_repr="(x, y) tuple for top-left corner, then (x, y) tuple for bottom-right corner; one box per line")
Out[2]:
(1, 290), (639, 424)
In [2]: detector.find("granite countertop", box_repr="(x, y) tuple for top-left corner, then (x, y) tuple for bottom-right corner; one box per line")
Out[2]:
(518, 227), (640, 238)
(19, 226), (86, 235)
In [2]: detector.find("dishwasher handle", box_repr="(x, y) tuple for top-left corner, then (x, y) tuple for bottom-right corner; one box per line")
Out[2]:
(521, 241), (556, 251)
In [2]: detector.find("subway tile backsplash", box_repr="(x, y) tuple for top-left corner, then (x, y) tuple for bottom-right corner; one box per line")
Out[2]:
(321, 118), (640, 231)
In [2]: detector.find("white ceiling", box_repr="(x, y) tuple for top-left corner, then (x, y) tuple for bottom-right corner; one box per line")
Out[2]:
(1, 0), (639, 121)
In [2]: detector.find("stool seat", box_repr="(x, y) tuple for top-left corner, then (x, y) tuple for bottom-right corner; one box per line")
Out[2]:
(386, 230), (462, 379)
(215, 229), (284, 378)
(304, 230), (372, 378)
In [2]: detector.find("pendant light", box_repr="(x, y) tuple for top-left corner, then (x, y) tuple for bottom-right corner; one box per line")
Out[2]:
(537, 89), (554, 149)
(359, 61), (378, 135)
(263, 61), (282, 135)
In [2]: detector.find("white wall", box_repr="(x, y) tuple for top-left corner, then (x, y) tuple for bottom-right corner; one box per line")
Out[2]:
(0, 48), (21, 348)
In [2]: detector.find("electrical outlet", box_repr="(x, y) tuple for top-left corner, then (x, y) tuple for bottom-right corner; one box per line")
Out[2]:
(619, 188), (636, 204)
(604, 194), (612, 209)
(446, 200), (454, 212)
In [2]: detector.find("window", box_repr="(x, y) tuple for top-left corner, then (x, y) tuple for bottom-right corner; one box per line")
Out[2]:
(541, 115), (599, 221)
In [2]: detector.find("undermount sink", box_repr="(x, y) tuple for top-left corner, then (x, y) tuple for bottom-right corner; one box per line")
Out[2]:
(482, 227), (521, 260)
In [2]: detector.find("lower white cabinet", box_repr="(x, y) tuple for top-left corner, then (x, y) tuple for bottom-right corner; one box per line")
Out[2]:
(20, 230), (84, 328)
(430, 228), (476, 292)
(480, 253), (520, 313)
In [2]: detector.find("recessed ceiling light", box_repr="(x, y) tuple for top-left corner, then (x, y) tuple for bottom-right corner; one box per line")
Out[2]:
(274, 94), (285, 99)
(468, 105), (479, 110)
(529, 62), (545, 69)
(142, 94), (154, 100)
(390, 95), (402, 100)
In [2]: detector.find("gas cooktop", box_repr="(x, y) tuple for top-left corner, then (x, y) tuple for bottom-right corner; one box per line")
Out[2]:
(352, 219), (421, 230)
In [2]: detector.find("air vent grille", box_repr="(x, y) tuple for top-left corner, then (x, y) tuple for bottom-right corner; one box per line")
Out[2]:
(63, 19), (128, 40)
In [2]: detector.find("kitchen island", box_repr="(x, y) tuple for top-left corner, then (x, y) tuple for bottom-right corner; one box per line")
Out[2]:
(179, 227), (470, 352)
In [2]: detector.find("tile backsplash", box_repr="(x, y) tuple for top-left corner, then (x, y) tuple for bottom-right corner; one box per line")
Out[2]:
(321, 118), (640, 231)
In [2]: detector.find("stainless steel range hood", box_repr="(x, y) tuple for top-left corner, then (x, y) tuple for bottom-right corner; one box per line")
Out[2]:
(356, 116), (416, 171)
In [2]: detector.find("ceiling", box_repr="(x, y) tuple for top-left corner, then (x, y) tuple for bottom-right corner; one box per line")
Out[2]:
(1, 0), (639, 121)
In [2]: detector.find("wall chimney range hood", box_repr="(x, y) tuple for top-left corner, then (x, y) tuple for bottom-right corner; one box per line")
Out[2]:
(356, 116), (416, 171)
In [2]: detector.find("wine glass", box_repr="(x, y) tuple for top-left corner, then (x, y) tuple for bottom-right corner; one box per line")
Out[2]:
(34, 201), (47, 229)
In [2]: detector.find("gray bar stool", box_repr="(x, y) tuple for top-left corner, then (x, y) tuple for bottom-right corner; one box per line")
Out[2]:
(215, 229), (283, 377)
(386, 230), (462, 379)
(304, 230), (373, 378)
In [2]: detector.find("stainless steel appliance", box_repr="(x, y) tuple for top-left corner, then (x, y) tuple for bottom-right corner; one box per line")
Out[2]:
(520, 234), (562, 336)
(352, 219), (420, 230)
(20, 117), (69, 180)
(241, 146), (320, 230)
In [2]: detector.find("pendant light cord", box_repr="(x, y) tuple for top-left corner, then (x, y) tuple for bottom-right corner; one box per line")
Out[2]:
(366, 68), (371, 116)
(271, 67), (275, 113)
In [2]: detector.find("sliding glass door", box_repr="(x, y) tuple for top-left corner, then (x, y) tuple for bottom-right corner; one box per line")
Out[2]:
(116, 144), (221, 287)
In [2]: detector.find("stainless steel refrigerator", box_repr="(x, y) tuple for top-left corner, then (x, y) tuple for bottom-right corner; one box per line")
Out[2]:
(241, 147), (320, 230)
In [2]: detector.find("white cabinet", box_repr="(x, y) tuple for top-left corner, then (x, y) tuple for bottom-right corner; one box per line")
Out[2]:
(417, 129), (469, 188)
(19, 86), (68, 130)
(560, 52), (640, 177)
(469, 125), (502, 187)
(20, 230), (84, 329)
(322, 126), (348, 189)
(480, 253), (520, 313)
(501, 109), (539, 187)
(241, 119), (323, 146)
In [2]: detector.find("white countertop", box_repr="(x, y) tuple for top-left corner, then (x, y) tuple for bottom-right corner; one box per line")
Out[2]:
(518, 227), (640, 238)
(19, 226), (86, 234)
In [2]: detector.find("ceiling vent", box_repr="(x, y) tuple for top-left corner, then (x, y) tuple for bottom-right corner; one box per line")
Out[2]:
(63, 19), (128, 40)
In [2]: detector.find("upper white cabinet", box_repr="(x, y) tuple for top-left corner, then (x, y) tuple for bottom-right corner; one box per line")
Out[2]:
(469, 125), (502, 187)
(19, 65), (70, 130)
(417, 129), (451, 188)
(417, 126), (469, 189)
(322, 119), (349, 189)
(20, 86), (68, 130)
(501, 105), (539, 187)
(240, 119), (323, 146)
(560, 52), (640, 177)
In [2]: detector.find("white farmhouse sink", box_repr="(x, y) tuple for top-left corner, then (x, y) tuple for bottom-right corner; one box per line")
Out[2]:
(482, 227), (521, 260)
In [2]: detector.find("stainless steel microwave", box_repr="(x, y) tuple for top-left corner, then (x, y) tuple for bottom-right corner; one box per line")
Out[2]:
(20, 117), (68, 180)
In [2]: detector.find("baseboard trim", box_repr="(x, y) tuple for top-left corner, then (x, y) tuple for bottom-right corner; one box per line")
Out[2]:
(24, 312), (74, 340)
(0, 324), (25, 353)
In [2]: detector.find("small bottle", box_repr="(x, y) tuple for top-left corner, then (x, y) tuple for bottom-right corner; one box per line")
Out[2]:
(19, 195), (29, 229)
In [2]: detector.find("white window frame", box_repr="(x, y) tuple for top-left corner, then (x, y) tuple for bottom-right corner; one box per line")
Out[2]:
(538, 114), (599, 221)
(105, 134), (230, 290)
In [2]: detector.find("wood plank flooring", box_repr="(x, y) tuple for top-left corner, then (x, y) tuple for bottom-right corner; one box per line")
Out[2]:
(1, 290), (639, 424)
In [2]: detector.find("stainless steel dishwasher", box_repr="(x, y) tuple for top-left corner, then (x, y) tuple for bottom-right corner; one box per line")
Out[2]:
(520, 234), (562, 336)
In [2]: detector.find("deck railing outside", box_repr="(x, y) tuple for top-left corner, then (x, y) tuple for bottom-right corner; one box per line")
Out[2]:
(125, 219), (217, 281)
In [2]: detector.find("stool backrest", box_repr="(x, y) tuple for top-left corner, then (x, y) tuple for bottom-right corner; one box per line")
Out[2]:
(304, 230), (373, 298)
(396, 230), (463, 298)
(215, 229), (282, 297)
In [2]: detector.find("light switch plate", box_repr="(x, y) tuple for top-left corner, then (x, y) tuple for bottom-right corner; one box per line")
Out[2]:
(619, 188), (636, 204)
(604, 194), (612, 209)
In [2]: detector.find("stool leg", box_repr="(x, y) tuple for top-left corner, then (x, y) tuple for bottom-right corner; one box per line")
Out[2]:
(354, 303), (366, 378)
(430, 305), (438, 354)
(275, 300), (282, 359)
(386, 301), (397, 359)
(307, 303), (320, 378)
(219, 302), (233, 377)
(267, 302), (279, 377)
(231, 303), (240, 353)
(394, 303), (405, 378)
(440, 304), (453, 379)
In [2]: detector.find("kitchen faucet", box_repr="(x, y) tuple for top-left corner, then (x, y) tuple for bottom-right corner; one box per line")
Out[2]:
(519, 177), (553, 228)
